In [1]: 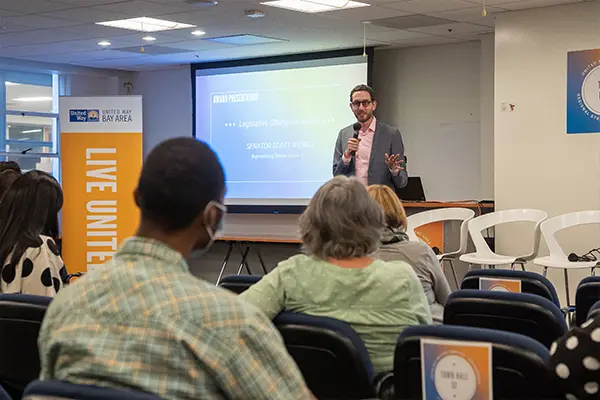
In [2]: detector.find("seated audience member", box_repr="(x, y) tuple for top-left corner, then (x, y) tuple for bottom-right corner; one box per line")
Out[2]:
(0, 161), (22, 199)
(0, 161), (22, 174)
(549, 316), (600, 400)
(240, 175), (431, 373)
(0, 171), (64, 296)
(0, 168), (19, 199)
(367, 184), (451, 323)
(38, 138), (312, 400)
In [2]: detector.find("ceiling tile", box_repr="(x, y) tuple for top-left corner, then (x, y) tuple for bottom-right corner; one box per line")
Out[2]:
(498, 0), (582, 10)
(3, 15), (81, 29)
(94, 1), (190, 17)
(60, 24), (139, 38)
(322, 5), (411, 22)
(462, 0), (522, 4)
(48, 0), (128, 5)
(0, 9), (21, 17)
(43, 7), (134, 23)
(0, 0), (75, 13)
(408, 21), (492, 35)
(396, 35), (461, 46)
(383, 0), (477, 13)
(0, 41), (91, 57)
(367, 28), (432, 42)
(428, 5), (503, 20)
(148, 39), (233, 51)
(0, 28), (82, 46)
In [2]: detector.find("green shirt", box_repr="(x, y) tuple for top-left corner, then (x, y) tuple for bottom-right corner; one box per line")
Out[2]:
(38, 237), (311, 400)
(239, 254), (432, 373)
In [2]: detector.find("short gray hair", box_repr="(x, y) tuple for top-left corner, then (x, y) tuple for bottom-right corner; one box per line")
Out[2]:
(300, 176), (385, 259)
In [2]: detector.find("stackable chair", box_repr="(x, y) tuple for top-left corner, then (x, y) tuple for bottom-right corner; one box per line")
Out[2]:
(534, 211), (600, 308)
(394, 325), (554, 399)
(0, 294), (52, 399)
(444, 290), (567, 348)
(273, 312), (388, 399)
(460, 209), (547, 270)
(461, 269), (560, 307)
(407, 207), (475, 287)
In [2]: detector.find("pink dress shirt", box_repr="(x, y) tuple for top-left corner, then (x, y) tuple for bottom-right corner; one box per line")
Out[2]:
(343, 117), (376, 185)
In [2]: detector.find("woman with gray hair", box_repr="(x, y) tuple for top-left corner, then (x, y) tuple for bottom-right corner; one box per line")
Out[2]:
(239, 176), (431, 373)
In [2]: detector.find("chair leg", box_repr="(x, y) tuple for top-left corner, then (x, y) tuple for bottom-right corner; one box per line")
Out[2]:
(448, 259), (460, 290)
(215, 243), (234, 285)
(593, 267), (596, 276)
(510, 262), (516, 270)
(520, 262), (526, 272)
(564, 269), (571, 308)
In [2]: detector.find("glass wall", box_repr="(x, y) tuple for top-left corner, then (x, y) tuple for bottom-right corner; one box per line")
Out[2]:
(0, 70), (62, 180)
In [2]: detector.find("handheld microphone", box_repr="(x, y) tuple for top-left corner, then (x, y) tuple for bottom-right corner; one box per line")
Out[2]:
(351, 122), (361, 156)
(21, 148), (33, 155)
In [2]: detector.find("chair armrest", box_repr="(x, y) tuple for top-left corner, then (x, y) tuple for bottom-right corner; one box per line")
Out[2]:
(373, 371), (394, 400)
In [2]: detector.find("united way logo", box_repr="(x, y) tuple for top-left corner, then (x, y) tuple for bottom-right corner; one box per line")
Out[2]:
(69, 109), (100, 122)
(567, 49), (600, 134)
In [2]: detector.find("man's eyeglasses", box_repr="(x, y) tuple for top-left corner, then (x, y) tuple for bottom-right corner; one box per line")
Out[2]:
(350, 100), (373, 109)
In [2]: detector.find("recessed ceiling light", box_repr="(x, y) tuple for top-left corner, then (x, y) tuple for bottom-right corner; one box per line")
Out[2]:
(4, 82), (18, 86)
(143, 36), (157, 41)
(261, 0), (369, 12)
(97, 41), (111, 46)
(21, 129), (42, 134)
(191, 30), (206, 36)
(96, 17), (195, 32)
(13, 97), (53, 102)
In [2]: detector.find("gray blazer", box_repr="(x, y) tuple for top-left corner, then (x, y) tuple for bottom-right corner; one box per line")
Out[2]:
(332, 120), (408, 189)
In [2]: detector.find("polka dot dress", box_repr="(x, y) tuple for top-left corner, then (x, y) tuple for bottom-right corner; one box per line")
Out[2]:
(0, 235), (64, 297)
(550, 316), (600, 400)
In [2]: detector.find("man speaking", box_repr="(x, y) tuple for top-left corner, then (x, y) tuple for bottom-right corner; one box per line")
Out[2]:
(332, 84), (408, 189)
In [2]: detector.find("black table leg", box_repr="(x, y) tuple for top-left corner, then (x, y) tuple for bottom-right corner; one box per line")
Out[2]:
(215, 242), (233, 285)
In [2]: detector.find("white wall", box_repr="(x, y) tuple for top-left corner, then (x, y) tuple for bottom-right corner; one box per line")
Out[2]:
(133, 66), (193, 156)
(495, 2), (600, 304)
(374, 41), (489, 201)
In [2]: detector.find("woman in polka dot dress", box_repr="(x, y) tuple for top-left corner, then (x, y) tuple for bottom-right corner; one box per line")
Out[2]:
(550, 316), (600, 400)
(0, 170), (65, 297)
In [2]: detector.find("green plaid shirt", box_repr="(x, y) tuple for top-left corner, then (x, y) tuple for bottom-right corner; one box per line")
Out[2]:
(39, 237), (311, 400)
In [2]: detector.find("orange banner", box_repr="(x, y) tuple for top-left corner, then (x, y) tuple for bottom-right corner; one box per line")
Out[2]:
(60, 96), (142, 273)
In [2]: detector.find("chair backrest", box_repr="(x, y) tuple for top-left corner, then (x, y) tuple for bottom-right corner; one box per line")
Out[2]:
(23, 380), (161, 400)
(467, 209), (547, 259)
(273, 312), (375, 399)
(0, 294), (51, 398)
(577, 276), (600, 325)
(394, 325), (553, 399)
(540, 210), (600, 260)
(461, 269), (560, 306)
(444, 289), (567, 348)
(217, 275), (261, 294)
(407, 208), (475, 256)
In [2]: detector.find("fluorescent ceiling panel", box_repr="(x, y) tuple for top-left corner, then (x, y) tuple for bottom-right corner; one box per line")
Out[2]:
(96, 17), (195, 32)
(261, 0), (369, 13)
(205, 35), (286, 45)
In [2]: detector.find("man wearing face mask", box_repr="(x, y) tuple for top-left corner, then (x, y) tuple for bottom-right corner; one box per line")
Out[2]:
(333, 84), (408, 189)
(37, 138), (313, 400)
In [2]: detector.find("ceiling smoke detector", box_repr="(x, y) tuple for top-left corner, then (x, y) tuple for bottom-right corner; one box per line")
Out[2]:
(245, 10), (266, 19)
(185, 0), (218, 6)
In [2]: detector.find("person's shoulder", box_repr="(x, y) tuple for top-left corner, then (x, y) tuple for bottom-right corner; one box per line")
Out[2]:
(38, 235), (61, 257)
(372, 258), (417, 277)
(376, 121), (400, 134)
